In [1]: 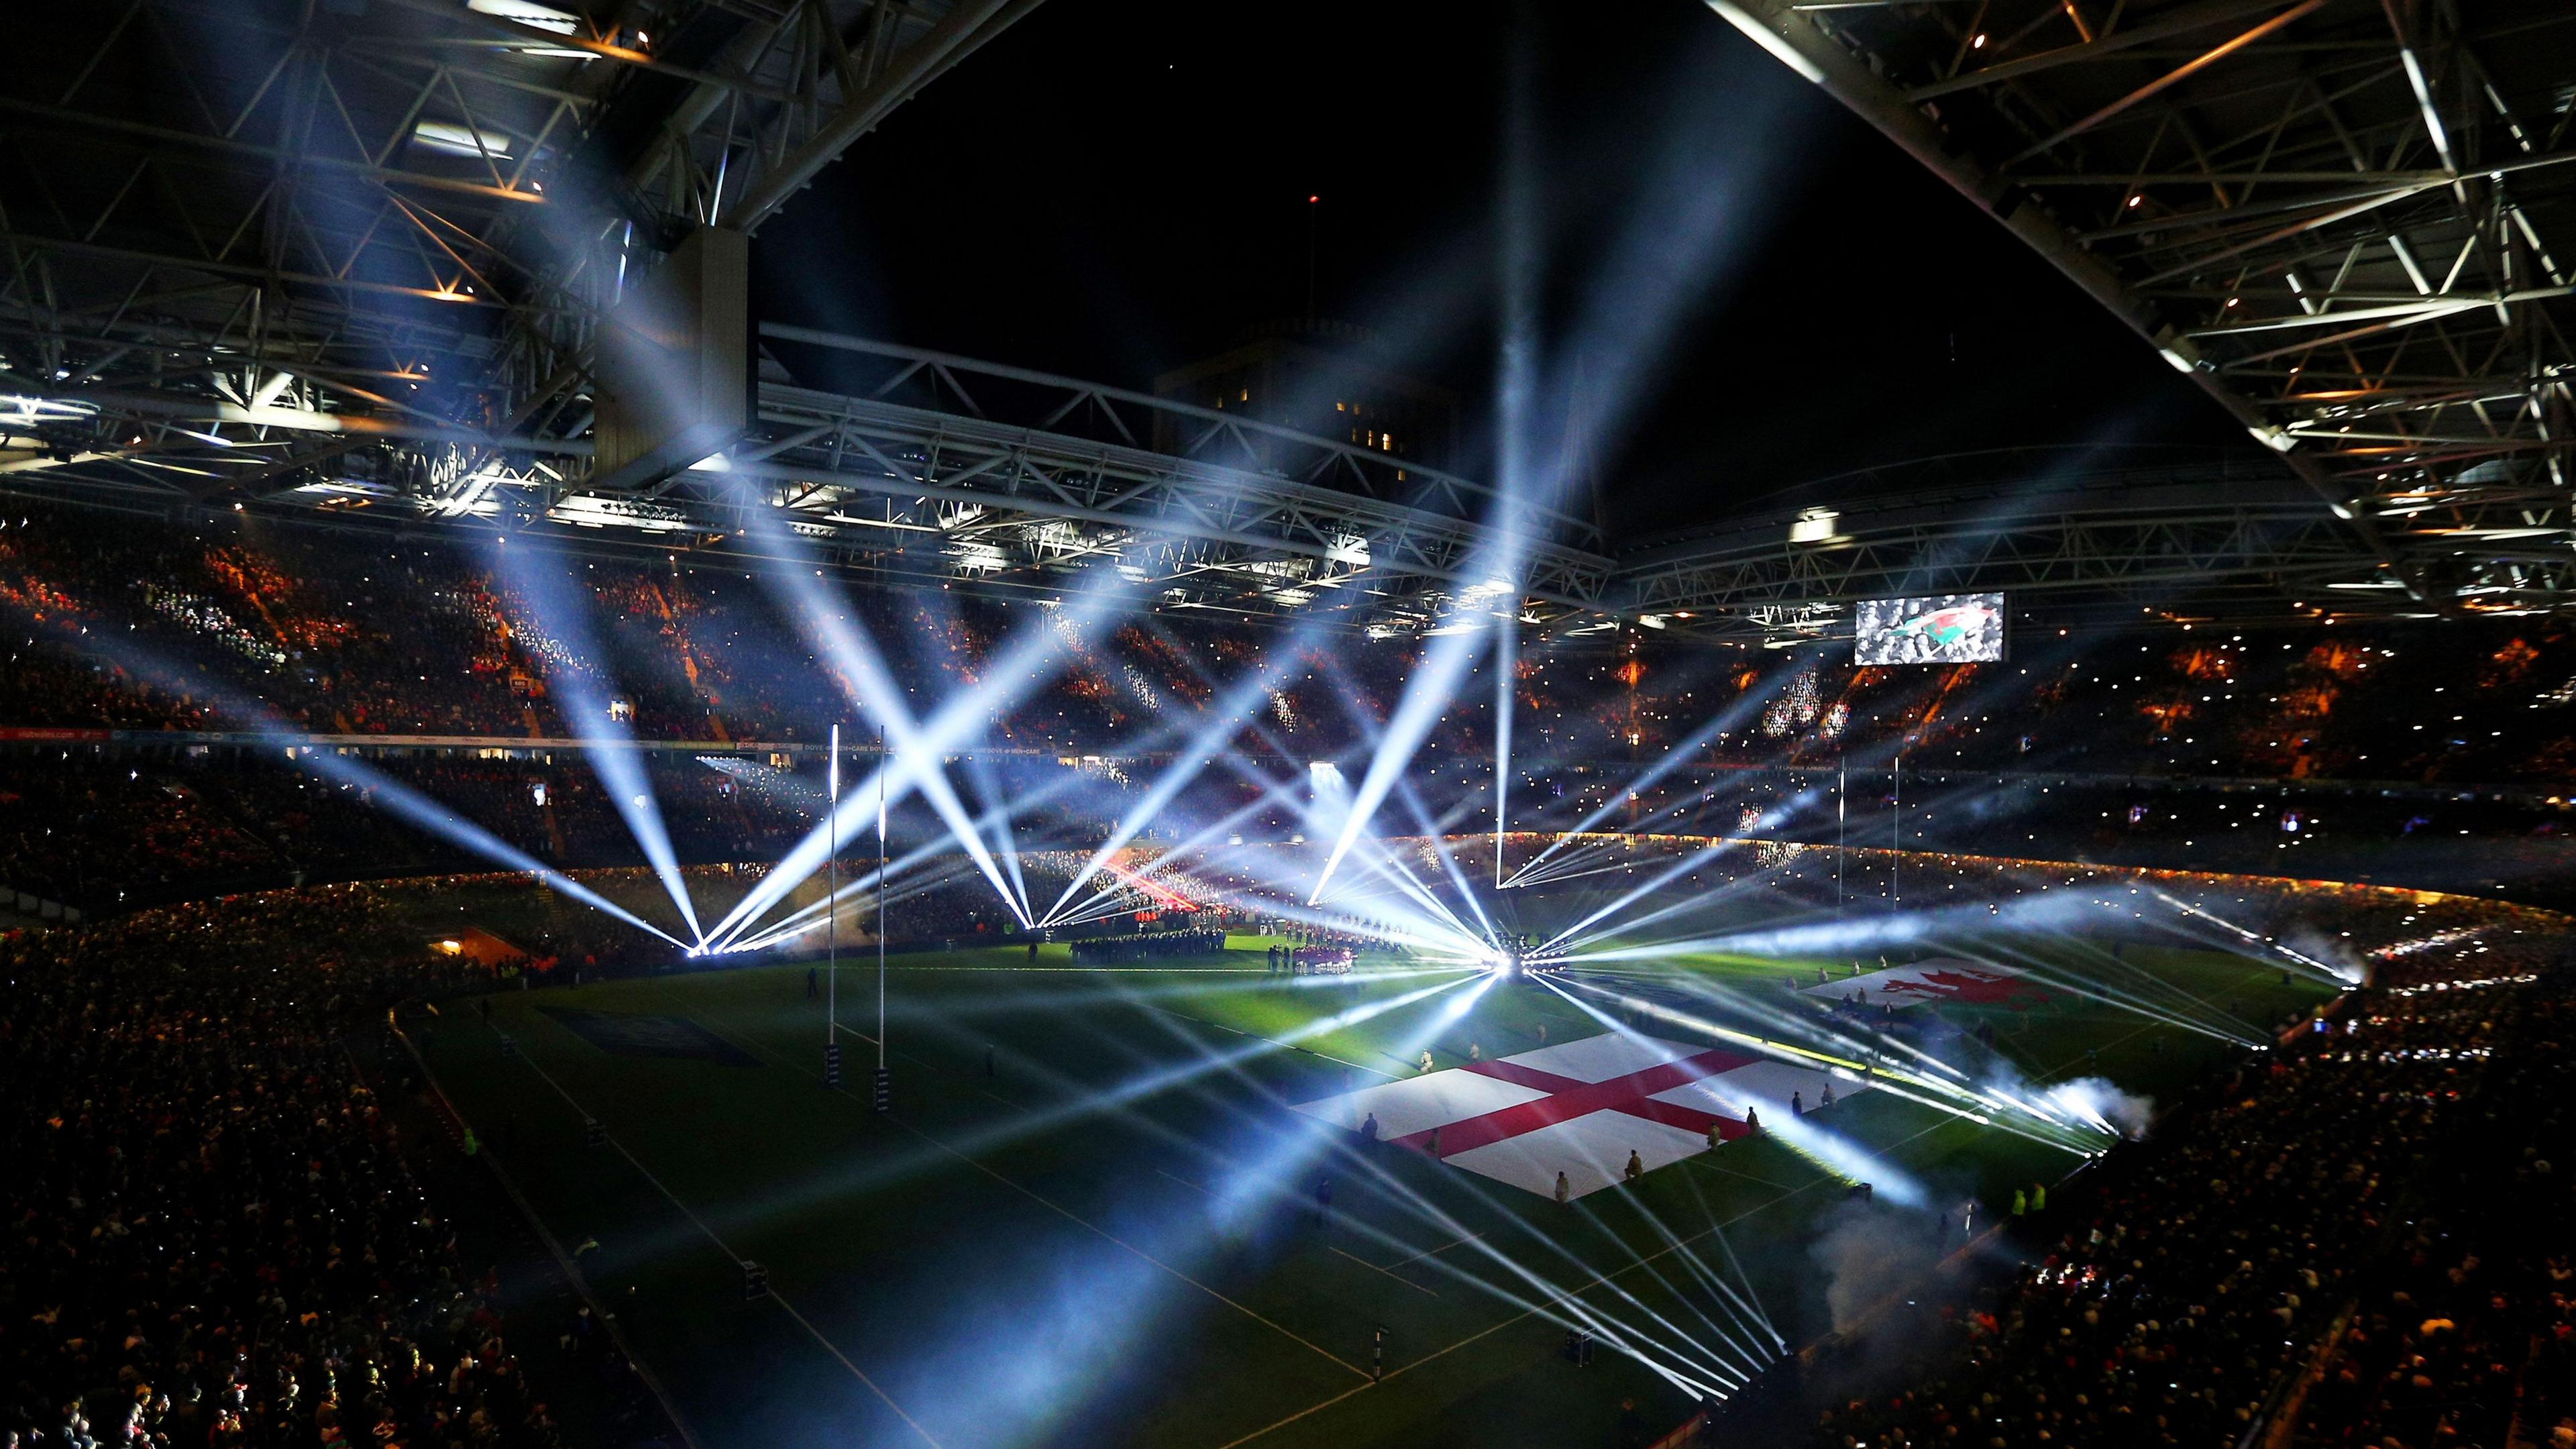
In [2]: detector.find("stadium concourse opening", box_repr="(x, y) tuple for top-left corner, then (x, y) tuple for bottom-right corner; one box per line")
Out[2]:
(6, 4), (2576, 1449)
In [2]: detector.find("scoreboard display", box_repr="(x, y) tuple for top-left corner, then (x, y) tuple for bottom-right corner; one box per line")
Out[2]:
(1854, 593), (2006, 665)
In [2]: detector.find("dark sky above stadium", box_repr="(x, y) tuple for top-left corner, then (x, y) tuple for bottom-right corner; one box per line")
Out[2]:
(754, 0), (2249, 538)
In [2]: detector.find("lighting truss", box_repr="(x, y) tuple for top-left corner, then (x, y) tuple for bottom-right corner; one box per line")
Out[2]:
(0, 0), (1036, 484)
(1707, 0), (2576, 616)
(12, 0), (2576, 635)
(21, 337), (2565, 639)
(1619, 451), (2402, 635)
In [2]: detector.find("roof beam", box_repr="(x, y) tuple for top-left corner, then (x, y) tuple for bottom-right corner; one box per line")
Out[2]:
(1702, 0), (2428, 600)
(716, 0), (1038, 231)
(1904, 0), (2312, 101)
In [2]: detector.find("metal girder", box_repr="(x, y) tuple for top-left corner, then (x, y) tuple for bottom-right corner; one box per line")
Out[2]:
(208, 372), (1612, 632)
(11, 0), (2573, 649)
(755, 327), (1607, 551)
(0, 0), (1034, 466)
(718, 378), (1617, 619)
(1614, 453), (2410, 637)
(27, 330), (2563, 639)
(3, 318), (1623, 631)
(632, 0), (1041, 233)
(1705, 0), (2576, 613)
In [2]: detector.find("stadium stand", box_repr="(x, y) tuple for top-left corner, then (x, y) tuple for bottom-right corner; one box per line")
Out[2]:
(1790, 931), (2572, 1449)
(3, 502), (2574, 916)
(5, 502), (2573, 1449)
(0, 888), (679, 1449)
(5, 505), (2576, 777)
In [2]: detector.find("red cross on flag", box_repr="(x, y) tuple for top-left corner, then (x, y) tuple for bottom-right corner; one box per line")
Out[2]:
(1294, 1032), (1863, 1199)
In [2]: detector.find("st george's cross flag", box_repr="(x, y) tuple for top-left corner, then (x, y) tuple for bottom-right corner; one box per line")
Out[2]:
(1293, 1032), (1863, 1199)
(1800, 957), (2051, 1010)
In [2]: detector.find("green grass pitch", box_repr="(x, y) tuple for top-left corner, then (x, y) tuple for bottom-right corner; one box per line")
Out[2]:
(415, 935), (2326, 1449)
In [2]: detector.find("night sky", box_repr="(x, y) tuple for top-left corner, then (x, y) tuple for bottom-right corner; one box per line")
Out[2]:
(753, 0), (2251, 540)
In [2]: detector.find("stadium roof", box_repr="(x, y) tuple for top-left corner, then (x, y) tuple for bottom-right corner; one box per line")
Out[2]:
(1, 0), (2570, 643)
(1710, 0), (2576, 619)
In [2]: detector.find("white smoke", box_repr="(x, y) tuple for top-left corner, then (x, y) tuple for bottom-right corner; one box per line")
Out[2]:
(2044, 1075), (2155, 1140)
(1808, 1197), (1947, 1335)
(1974, 1049), (2155, 1142)
(2276, 920), (2367, 984)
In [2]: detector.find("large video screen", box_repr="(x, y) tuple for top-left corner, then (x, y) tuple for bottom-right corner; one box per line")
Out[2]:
(1854, 592), (2006, 665)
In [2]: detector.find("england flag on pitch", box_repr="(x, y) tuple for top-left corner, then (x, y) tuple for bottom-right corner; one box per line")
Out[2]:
(1293, 1032), (1862, 1199)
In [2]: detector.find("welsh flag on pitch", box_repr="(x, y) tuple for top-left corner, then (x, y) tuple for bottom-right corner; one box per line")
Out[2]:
(1293, 1032), (1862, 1199)
(1801, 957), (2050, 1010)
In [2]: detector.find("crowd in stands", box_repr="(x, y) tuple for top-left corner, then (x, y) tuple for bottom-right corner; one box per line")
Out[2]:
(0, 753), (840, 912)
(0, 653), (219, 731)
(0, 503), (1269, 749)
(1566, 769), (2576, 906)
(0, 766), (276, 904)
(20, 493), (2576, 1449)
(5, 502), (2576, 782)
(0, 887), (678, 1449)
(1796, 928), (2572, 1449)
(3, 499), (2575, 916)
(2290, 984), (2573, 1449)
(1067, 926), (1226, 964)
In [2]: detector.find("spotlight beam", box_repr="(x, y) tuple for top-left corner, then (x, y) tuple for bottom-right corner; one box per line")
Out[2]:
(1664, 1166), (1788, 1350)
(1493, 608), (1515, 888)
(699, 578), (1124, 951)
(1538, 840), (1741, 955)
(25, 613), (682, 945)
(1546, 856), (1791, 955)
(1097, 979), (1761, 1397)
(723, 856), (987, 954)
(1564, 1193), (1773, 1375)
(955, 747), (1034, 926)
(1310, 598), (1498, 906)
(489, 537), (703, 939)
(1041, 623), (1318, 924)
(1511, 670), (1799, 883)
(1392, 779), (1500, 942)
(1337, 830), (1475, 936)
(1548, 975), (2097, 1157)
(714, 478), (1136, 937)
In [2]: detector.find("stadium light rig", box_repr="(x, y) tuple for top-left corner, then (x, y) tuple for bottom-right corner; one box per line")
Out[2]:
(1476, 929), (1569, 979)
